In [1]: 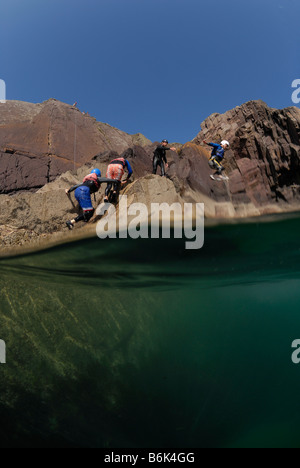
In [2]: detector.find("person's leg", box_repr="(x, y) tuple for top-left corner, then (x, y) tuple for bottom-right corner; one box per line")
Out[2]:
(105, 165), (116, 202)
(74, 210), (94, 223)
(66, 209), (95, 230)
(105, 183), (113, 202)
(214, 157), (224, 175)
(67, 187), (93, 229)
(108, 182), (118, 204)
(113, 181), (120, 194)
(153, 156), (159, 174)
(111, 167), (123, 202)
(160, 160), (166, 177)
(209, 157), (221, 175)
(209, 157), (215, 169)
(82, 209), (94, 222)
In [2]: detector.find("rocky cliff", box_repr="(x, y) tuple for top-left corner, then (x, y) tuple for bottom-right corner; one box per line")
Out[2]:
(193, 100), (300, 207)
(0, 99), (151, 194)
(1, 99), (300, 253)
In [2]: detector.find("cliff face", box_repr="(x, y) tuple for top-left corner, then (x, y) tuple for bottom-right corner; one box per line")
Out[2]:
(0, 99), (151, 193)
(1, 99), (300, 252)
(192, 100), (300, 207)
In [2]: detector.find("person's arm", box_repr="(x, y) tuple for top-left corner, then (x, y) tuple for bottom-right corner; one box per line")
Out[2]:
(66, 184), (81, 195)
(98, 177), (120, 185)
(164, 146), (177, 152)
(125, 160), (133, 179)
(157, 145), (176, 151)
(204, 141), (219, 148)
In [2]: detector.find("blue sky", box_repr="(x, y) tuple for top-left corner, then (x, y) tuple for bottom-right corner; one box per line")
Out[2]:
(1, 0), (299, 143)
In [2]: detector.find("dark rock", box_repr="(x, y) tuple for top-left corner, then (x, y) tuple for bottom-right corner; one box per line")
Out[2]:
(1, 98), (300, 253)
(192, 100), (300, 207)
(0, 99), (151, 194)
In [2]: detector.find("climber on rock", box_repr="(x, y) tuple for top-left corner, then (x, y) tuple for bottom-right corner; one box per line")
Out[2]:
(153, 140), (176, 177)
(65, 169), (115, 230)
(203, 140), (230, 180)
(104, 157), (133, 203)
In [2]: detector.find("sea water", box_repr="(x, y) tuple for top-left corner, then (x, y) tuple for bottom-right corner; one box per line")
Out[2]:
(0, 215), (300, 447)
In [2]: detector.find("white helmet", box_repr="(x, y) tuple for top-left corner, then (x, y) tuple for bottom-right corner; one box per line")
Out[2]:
(221, 140), (230, 147)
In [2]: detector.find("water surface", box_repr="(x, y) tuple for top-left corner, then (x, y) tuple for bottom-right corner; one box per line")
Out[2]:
(0, 216), (300, 447)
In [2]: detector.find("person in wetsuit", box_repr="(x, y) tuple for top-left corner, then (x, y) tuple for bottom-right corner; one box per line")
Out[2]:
(65, 169), (114, 230)
(204, 140), (230, 176)
(104, 157), (133, 203)
(153, 140), (176, 177)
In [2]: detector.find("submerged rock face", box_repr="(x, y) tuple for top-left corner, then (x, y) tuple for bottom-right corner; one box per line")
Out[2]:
(0, 99), (151, 194)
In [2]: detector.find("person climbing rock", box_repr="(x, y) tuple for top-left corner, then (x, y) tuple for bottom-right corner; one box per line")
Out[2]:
(153, 140), (176, 177)
(104, 157), (133, 203)
(204, 140), (230, 179)
(65, 169), (114, 230)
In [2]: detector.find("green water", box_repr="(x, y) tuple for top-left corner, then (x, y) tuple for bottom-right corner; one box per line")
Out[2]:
(1, 215), (300, 448)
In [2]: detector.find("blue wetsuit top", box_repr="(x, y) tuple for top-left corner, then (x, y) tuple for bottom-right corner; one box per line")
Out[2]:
(209, 143), (224, 159)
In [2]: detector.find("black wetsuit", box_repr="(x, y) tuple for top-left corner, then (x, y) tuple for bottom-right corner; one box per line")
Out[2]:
(153, 145), (171, 177)
(68, 177), (101, 195)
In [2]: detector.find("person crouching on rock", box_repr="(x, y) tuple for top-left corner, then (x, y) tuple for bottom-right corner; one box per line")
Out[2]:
(65, 169), (107, 230)
(153, 140), (176, 177)
(104, 157), (133, 203)
(204, 140), (230, 177)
